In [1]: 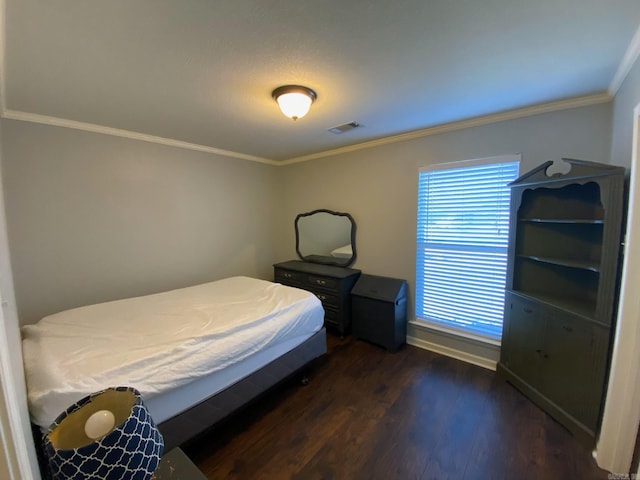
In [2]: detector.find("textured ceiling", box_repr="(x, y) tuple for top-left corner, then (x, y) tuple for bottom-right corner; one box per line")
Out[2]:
(4, 0), (640, 162)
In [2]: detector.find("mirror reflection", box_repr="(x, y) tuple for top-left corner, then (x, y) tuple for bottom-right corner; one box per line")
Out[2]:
(295, 209), (357, 267)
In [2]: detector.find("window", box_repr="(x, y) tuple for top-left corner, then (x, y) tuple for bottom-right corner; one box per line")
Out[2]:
(415, 155), (520, 341)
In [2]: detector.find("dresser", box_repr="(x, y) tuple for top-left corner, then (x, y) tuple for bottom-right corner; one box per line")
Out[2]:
(274, 260), (361, 336)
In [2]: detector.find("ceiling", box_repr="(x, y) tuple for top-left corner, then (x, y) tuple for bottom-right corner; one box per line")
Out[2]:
(4, 0), (640, 163)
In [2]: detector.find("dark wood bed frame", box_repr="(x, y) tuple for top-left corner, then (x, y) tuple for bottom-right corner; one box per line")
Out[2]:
(158, 327), (327, 450)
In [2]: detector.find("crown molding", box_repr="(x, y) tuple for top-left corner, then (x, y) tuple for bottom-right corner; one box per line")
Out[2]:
(0, 0), (619, 168)
(609, 22), (640, 95)
(0, 0), (273, 166)
(1, 110), (277, 165)
(1, 93), (612, 167)
(281, 92), (612, 165)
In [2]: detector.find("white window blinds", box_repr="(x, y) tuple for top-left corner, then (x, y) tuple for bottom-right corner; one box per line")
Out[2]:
(416, 156), (520, 340)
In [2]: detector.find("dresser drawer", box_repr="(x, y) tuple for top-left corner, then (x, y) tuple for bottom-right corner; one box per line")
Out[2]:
(312, 290), (339, 308)
(274, 268), (304, 285)
(306, 275), (338, 290)
(324, 307), (339, 326)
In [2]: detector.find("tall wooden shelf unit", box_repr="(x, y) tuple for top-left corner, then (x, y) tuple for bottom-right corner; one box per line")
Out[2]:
(497, 159), (625, 446)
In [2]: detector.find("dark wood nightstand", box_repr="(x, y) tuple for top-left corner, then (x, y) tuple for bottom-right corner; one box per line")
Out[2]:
(152, 448), (207, 479)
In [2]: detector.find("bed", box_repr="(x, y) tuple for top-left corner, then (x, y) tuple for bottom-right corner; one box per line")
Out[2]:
(22, 276), (326, 450)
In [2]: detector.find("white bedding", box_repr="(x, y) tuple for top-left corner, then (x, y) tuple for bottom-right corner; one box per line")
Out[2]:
(22, 276), (324, 428)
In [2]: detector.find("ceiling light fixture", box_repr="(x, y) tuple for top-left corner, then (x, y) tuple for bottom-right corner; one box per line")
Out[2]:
(272, 85), (317, 121)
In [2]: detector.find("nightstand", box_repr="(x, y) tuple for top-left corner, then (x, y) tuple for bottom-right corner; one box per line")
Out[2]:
(351, 274), (408, 352)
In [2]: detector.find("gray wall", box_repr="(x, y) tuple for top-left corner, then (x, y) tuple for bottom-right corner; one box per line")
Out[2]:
(276, 103), (614, 322)
(0, 435), (10, 480)
(2, 120), (279, 325)
(611, 56), (640, 168)
(1, 102), (614, 329)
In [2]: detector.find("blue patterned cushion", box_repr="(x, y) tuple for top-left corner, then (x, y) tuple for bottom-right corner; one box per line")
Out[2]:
(43, 387), (164, 480)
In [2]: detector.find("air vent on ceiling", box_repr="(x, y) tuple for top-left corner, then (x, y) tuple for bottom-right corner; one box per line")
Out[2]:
(328, 121), (360, 134)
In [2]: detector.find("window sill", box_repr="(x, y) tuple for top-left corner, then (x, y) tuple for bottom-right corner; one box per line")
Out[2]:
(408, 319), (501, 370)
(412, 318), (502, 347)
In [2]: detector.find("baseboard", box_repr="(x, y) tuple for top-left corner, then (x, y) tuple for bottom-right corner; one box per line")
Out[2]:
(407, 329), (498, 371)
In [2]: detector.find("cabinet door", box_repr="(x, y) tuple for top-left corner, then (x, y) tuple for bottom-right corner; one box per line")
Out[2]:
(501, 293), (545, 389)
(542, 314), (608, 431)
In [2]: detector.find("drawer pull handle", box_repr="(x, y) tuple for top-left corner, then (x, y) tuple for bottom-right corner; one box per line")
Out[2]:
(284, 273), (292, 278)
(523, 307), (533, 314)
(562, 325), (573, 332)
(316, 279), (326, 286)
(317, 294), (326, 301)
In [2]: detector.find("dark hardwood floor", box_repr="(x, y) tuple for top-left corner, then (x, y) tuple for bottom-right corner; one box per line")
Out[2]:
(184, 333), (610, 480)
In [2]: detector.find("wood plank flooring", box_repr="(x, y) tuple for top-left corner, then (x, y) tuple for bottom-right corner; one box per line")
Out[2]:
(184, 334), (610, 480)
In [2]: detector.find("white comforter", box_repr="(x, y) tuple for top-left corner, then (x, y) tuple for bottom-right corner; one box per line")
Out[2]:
(22, 276), (323, 428)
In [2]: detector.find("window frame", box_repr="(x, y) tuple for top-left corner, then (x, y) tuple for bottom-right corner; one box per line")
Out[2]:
(415, 154), (521, 344)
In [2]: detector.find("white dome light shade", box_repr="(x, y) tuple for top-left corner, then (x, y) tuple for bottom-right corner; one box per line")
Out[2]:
(272, 85), (317, 121)
(276, 92), (312, 120)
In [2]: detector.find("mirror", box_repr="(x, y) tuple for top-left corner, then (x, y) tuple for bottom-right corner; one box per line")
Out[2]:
(295, 209), (357, 267)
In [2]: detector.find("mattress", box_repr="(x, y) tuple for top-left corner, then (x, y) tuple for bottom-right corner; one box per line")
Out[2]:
(22, 276), (324, 429)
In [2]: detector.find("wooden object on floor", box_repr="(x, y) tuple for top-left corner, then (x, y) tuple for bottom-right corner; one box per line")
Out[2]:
(274, 260), (361, 336)
(153, 448), (207, 479)
(184, 334), (609, 480)
(498, 159), (625, 446)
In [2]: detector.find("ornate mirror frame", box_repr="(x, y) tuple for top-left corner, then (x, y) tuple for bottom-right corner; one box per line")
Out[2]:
(295, 209), (357, 267)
